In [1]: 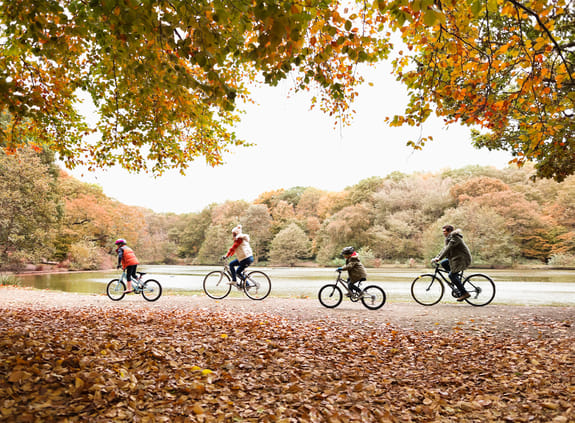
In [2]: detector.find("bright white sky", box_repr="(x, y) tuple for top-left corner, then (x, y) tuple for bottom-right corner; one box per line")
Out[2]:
(68, 62), (513, 214)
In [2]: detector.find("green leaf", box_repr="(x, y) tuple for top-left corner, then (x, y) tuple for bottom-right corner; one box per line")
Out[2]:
(487, 0), (498, 13)
(470, 0), (482, 16)
(423, 9), (438, 26)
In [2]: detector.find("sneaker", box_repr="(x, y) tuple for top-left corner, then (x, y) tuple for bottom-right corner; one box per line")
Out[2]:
(457, 292), (471, 301)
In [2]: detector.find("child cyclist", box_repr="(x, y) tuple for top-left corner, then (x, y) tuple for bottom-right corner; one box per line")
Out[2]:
(222, 225), (254, 284)
(115, 239), (139, 293)
(337, 246), (367, 295)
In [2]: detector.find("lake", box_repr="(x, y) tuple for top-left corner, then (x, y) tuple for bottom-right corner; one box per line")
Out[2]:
(11, 265), (575, 306)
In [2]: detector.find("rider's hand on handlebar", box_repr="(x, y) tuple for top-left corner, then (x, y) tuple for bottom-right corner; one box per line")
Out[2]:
(336, 267), (343, 272)
(221, 255), (227, 260)
(431, 258), (439, 264)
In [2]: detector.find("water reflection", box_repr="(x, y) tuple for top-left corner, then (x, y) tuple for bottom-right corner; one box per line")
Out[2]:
(12, 265), (575, 306)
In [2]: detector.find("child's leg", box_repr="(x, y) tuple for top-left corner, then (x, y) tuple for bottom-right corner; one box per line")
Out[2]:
(346, 279), (358, 294)
(350, 278), (366, 294)
(126, 265), (137, 291)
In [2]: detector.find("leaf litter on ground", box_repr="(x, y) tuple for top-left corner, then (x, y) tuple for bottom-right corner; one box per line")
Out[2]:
(0, 303), (573, 422)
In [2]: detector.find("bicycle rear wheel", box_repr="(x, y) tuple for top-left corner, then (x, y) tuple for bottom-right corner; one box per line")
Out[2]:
(318, 284), (343, 308)
(243, 271), (271, 300)
(411, 274), (444, 306)
(361, 285), (386, 310)
(106, 279), (126, 301)
(142, 279), (162, 302)
(463, 274), (496, 306)
(203, 271), (232, 299)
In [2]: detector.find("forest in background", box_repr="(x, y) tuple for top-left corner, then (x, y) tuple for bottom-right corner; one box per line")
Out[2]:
(2, 146), (575, 272)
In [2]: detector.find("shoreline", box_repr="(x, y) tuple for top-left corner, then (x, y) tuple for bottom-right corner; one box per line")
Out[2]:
(6, 262), (575, 277)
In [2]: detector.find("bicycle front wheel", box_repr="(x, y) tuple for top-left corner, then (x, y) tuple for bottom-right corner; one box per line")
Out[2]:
(203, 271), (232, 299)
(142, 279), (162, 302)
(361, 285), (386, 310)
(463, 274), (496, 306)
(318, 284), (343, 308)
(244, 271), (271, 300)
(411, 274), (444, 306)
(106, 279), (126, 301)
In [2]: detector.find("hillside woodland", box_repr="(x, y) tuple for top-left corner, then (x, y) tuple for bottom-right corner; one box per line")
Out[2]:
(2, 147), (575, 271)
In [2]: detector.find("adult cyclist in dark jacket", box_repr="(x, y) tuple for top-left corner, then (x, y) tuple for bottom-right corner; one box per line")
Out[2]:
(432, 225), (472, 301)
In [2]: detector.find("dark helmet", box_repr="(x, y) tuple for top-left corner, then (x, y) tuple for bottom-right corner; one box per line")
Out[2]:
(341, 246), (355, 256)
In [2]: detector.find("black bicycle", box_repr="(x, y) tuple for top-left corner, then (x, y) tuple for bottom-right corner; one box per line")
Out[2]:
(203, 258), (271, 300)
(411, 262), (496, 306)
(106, 271), (162, 302)
(318, 270), (386, 310)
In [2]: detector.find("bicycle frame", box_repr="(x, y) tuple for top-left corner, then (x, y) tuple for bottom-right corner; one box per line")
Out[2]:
(119, 271), (143, 290)
(335, 271), (355, 294)
(412, 263), (496, 306)
(107, 270), (162, 302)
(222, 260), (248, 288)
(431, 263), (463, 294)
(318, 270), (386, 310)
(203, 258), (272, 301)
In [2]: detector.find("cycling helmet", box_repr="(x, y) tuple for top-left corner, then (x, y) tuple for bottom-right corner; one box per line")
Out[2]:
(341, 246), (355, 256)
(115, 239), (126, 246)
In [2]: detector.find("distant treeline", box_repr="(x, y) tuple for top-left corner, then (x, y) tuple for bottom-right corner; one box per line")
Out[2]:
(2, 147), (575, 271)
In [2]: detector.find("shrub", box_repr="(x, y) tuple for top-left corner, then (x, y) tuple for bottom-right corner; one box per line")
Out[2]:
(68, 241), (108, 270)
(548, 253), (575, 267)
(0, 273), (21, 286)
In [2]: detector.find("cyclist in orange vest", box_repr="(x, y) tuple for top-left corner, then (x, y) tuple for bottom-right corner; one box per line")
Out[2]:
(115, 239), (139, 293)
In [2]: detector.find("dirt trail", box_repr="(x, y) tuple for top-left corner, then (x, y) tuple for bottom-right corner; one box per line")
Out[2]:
(1, 287), (573, 339)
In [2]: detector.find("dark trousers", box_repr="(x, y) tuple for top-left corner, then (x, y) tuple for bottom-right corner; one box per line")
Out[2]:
(440, 259), (467, 293)
(230, 256), (254, 281)
(126, 265), (138, 282)
(348, 278), (366, 293)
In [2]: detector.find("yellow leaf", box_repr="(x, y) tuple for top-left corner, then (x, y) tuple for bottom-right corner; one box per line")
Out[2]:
(192, 403), (205, 414)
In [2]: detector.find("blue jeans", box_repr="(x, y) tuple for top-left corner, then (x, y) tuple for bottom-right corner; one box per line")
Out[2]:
(230, 256), (254, 281)
(440, 259), (467, 294)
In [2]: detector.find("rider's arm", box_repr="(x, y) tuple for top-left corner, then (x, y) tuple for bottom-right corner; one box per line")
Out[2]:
(435, 236), (459, 261)
(341, 261), (356, 272)
(117, 247), (124, 267)
(225, 238), (243, 258)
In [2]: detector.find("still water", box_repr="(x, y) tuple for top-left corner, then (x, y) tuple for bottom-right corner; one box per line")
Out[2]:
(12, 265), (575, 306)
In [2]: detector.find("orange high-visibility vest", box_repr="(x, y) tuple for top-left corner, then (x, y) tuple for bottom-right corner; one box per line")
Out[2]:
(119, 246), (139, 268)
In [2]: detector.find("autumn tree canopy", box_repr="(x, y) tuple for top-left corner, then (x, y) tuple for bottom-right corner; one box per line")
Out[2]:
(0, 0), (388, 174)
(0, 0), (573, 179)
(384, 0), (574, 181)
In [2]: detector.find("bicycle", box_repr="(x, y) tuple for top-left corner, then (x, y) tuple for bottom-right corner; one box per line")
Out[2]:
(411, 262), (496, 306)
(203, 258), (271, 300)
(318, 270), (386, 310)
(106, 271), (162, 302)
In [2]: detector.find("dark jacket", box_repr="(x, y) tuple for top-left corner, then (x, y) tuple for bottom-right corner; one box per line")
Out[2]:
(341, 252), (368, 283)
(436, 229), (472, 273)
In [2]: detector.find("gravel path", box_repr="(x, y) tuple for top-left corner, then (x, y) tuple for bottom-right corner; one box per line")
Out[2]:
(1, 286), (573, 339)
